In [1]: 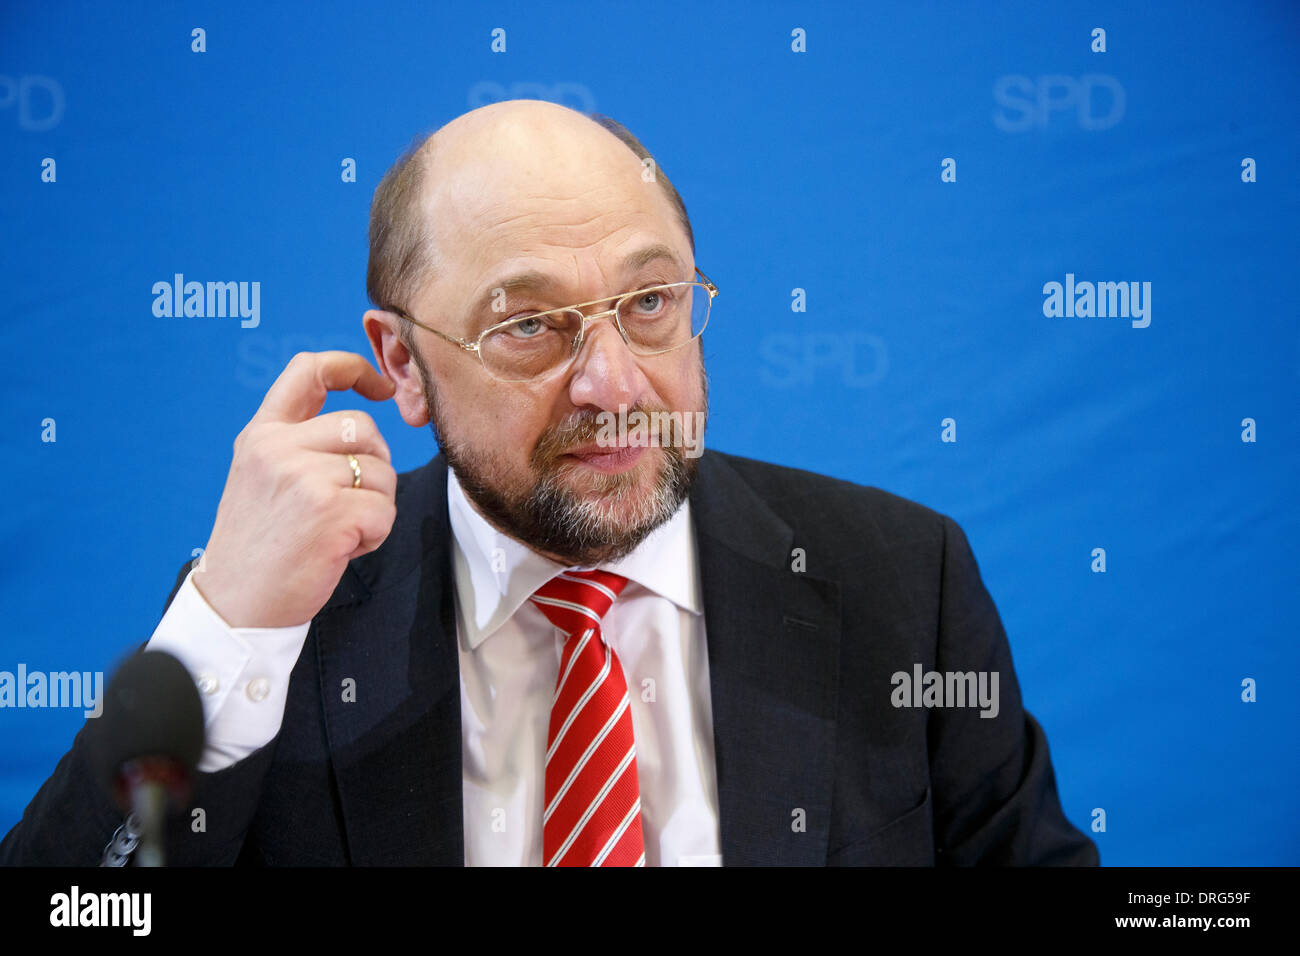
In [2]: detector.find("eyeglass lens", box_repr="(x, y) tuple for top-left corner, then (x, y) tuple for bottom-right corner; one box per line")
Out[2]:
(478, 282), (710, 381)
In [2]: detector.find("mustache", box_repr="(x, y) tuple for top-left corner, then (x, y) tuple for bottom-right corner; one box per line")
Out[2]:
(531, 402), (672, 469)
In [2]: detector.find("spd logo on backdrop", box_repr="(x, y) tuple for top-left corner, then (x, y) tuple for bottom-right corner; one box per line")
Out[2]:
(993, 74), (1126, 131)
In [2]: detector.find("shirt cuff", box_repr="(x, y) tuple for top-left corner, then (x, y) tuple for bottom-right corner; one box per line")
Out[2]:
(145, 567), (311, 772)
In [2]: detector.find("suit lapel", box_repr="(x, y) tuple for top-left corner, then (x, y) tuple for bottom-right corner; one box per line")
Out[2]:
(690, 452), (842, 865)
(313, 454), (465, 865)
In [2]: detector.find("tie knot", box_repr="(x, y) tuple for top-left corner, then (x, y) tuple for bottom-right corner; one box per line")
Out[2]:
(530, 569), (629, 637)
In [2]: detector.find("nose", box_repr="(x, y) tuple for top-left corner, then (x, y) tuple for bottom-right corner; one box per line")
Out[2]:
(565, 309), (651, 412)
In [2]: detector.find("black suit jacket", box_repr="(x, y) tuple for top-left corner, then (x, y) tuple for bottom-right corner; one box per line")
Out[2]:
(0, 449), (1098, 866)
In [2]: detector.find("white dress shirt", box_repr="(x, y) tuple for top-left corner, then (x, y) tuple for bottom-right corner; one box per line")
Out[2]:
(145, 467), (723, 866)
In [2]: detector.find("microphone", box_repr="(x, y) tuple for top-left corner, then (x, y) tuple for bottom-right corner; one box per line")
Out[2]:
(87, 650), (205, 866)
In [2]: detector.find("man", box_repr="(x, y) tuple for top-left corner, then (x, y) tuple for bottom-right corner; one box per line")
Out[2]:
(0, 100), (1097, 866)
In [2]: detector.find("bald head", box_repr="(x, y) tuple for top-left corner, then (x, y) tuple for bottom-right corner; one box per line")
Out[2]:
(366, 100), (694, 341)
(423, 99), (634, 190)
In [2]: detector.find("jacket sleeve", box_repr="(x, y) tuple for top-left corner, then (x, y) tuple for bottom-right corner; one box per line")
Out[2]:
(927, 515), (1099, 865)
(0, 560), (280, 866)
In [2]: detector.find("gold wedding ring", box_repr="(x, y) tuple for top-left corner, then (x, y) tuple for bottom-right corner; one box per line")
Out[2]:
(346, 453), (362, 489)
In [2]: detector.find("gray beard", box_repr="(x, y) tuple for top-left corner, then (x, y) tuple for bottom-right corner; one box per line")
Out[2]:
(414, 354), (701, 566)
(445, 433), (696, 567)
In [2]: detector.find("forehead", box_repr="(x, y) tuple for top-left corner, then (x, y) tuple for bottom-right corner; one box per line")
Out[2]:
(419, 116), (690, 301)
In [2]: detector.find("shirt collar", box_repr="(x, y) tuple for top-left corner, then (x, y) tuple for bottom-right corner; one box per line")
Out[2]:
(447, 465), (702, 651)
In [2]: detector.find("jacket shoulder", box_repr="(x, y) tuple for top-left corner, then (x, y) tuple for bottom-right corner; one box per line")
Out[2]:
(703, 449), (949, 552)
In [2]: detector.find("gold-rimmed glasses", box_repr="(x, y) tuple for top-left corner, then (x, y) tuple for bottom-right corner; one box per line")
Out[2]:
(383, 266), (717, 383)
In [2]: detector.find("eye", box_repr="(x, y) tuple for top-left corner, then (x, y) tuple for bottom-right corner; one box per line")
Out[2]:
(504, 315), (549, 339)
(631, 290), (669, 315)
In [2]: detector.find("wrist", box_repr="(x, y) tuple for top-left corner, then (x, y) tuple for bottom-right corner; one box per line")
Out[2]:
(190, 569), (239, 628)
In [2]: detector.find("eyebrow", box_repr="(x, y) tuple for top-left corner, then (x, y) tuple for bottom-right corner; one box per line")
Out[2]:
(471, 244), (684, 318)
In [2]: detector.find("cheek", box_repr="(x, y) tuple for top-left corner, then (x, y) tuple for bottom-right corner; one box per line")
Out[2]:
(466, 390), (554, 462)
(662, 354), (706, 410)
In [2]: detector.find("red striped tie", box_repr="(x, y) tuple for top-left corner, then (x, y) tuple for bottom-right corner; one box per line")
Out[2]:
(529, 569), (645, 867)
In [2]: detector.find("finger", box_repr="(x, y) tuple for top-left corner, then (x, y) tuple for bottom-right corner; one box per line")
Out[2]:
(336, 488), (398, 559)
(311, 451), (397, 498)
(295, 410), (393, 464)
(252, 351), (396, 426)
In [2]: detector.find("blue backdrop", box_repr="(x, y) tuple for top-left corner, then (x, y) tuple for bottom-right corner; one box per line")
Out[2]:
(2, 0), (1296, 865)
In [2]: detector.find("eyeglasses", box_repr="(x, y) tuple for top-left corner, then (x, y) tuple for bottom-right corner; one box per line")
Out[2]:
(383, 266), (718, 383)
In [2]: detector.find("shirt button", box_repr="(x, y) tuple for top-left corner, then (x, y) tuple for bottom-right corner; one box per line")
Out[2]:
(246, 677), (270, 702)
(196, 673), (219, 696)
